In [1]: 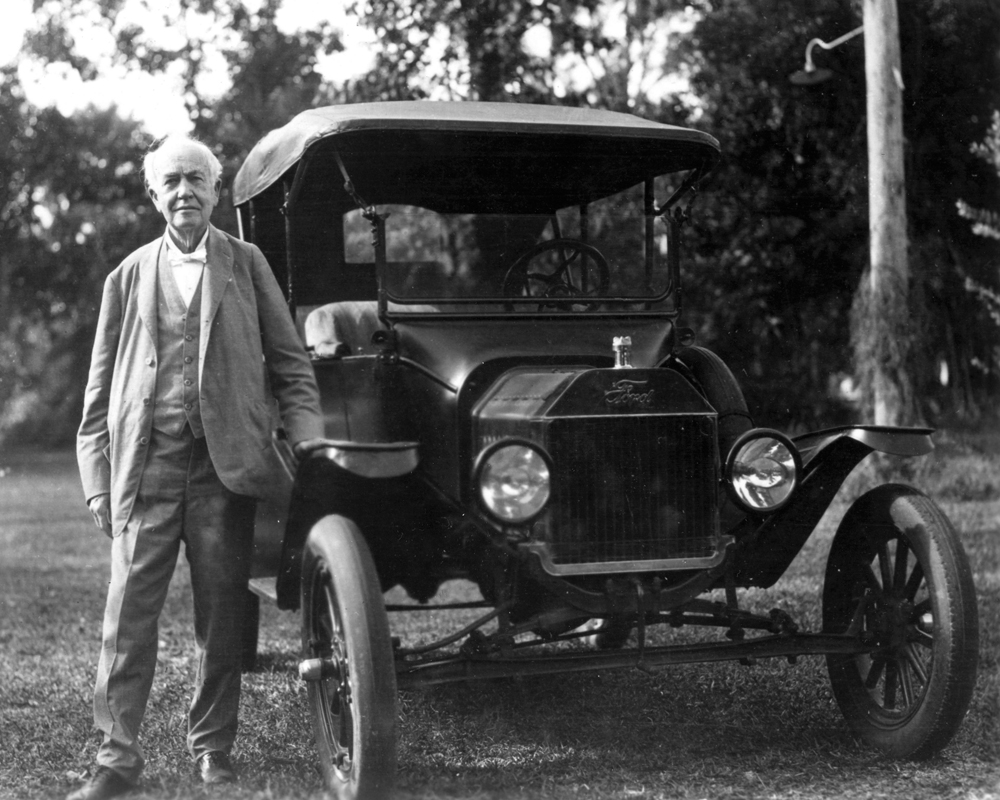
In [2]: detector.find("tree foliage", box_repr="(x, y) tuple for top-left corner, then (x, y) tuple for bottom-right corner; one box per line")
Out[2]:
(23, 0), (342, 226)
(666, 0), (870, 426)
(663, 0), (1000, 425)
(4, 0), (343, 445)
(344, 0), (1000, 426)
(196, 0), (342, 177)
(958, 109), (1000, 391)
(343, 0), (694, 113)
(0, 66), (158, 445)
(345, 0), (602, 102)
(4, 0), (999, 445)
(25, 0), (340, 132)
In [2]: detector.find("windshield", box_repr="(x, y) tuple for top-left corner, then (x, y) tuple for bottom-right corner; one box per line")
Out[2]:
(343, 178), (679, 311)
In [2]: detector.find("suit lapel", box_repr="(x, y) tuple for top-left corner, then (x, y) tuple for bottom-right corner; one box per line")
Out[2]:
(138, 240), (162, 348)
(199, 225), (234, 384)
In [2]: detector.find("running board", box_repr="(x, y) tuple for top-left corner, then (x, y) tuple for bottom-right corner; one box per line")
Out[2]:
(395, 632), (869, 689)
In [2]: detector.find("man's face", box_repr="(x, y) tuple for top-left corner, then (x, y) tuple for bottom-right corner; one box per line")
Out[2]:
(147, 141), (221, 242)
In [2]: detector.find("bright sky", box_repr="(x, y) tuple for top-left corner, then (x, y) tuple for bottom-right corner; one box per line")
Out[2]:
(2, 0), (697, 135)
(2, 0), (377, 137)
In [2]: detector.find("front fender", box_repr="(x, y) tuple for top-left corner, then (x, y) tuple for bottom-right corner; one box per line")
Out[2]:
(795, 425), (933, 464)
(275, 454), (344, 610)
(726, 426), (934, 589)
(276, 444), (424, 610)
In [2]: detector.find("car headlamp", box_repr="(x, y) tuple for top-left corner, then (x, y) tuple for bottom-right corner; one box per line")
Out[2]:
(476, 440), (552, 523)
(724, 429), (801, 513)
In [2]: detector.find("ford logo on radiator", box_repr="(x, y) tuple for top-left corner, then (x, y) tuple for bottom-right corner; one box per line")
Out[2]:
(604, 379), (654, 408)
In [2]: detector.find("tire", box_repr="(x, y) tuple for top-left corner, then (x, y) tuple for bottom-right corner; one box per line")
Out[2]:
(302, 515), (398, 800)
(823, 485), (979, 759)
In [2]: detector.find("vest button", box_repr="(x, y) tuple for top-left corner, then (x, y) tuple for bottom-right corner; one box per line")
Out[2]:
(184, 379), (193, 386)
(184, 356), (193, 364)
(185, 334), (194, 341)
(140, 436), (149, 445)
(142, 397), (151, 406)
(145, 358), (154, 366)
(184, 403), (193, 411)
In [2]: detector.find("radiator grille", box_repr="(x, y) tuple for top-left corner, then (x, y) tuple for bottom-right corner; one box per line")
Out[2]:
(544, 415), (719, 565)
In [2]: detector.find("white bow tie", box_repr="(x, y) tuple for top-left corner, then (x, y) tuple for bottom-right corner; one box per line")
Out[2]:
(168, 247), (207, 267)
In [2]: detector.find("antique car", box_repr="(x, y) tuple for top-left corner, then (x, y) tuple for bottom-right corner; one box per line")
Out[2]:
(231, 101), (979, 800)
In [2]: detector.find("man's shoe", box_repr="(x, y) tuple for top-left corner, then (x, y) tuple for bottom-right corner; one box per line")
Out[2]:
(197, 751), (236, 785)
(66, 767), (134, 800)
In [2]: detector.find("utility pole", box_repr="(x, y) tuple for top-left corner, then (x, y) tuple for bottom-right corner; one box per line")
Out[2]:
(860, 0), (913, 426)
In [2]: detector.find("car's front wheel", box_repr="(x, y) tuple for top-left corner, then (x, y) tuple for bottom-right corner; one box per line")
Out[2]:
(301, 515), (397, 800)
(823, 484), (978, 759)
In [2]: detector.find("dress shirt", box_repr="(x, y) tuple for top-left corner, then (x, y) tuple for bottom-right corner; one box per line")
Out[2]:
(164, 230), (208, 308)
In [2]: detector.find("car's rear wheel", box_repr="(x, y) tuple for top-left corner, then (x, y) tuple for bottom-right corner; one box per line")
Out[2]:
(301, 515), (397, 800)
(823, 485), (978, 759)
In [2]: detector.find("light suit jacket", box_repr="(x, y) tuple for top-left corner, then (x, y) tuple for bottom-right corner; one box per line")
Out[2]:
(77, 225), (324, 535)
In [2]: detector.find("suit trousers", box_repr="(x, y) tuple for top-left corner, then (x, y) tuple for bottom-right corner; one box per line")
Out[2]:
(93, 426), (256, 782)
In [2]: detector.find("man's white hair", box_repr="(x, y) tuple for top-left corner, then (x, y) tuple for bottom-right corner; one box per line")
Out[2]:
(144, 135), (223, 189)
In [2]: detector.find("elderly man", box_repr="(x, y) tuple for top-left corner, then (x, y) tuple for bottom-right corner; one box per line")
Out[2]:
(71, 135), (323, 800)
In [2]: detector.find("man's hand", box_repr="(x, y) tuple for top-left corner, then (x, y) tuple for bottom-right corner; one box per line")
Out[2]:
(292, 438), (325, 460)
(88, 493), (113, 538)
(311, 340), (351, 359)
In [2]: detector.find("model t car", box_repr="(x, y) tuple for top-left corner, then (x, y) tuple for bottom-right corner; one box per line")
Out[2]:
(232, 102), (978, 800)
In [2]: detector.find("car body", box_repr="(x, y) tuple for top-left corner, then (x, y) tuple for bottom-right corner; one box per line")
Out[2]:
(233, 101), (978, 800)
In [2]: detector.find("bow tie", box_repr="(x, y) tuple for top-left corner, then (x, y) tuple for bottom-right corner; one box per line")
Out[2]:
(168, 247), (207, 267)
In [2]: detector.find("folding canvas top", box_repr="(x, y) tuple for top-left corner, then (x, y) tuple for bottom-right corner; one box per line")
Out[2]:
(233, 101), (720, 214)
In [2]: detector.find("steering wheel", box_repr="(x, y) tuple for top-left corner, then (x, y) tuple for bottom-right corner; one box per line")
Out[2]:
(502, 238), (611, 310)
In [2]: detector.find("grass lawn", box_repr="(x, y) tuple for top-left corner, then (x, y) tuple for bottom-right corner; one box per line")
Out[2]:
(1, 443), (997, 800)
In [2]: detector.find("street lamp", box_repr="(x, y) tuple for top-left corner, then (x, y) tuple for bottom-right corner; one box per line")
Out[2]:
(790, 0), (914, 427)
(789, 25), (864, 85)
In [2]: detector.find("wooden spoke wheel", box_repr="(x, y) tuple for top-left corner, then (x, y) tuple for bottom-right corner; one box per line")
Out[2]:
(823, 485), (978, 759)
(302, 515), (397, 799)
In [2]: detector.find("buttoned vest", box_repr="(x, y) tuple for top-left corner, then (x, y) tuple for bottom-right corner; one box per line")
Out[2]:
(152, 259), (205, 438)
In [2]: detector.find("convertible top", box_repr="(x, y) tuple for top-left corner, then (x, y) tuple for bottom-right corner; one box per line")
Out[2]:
(232, 101), (720, 210)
